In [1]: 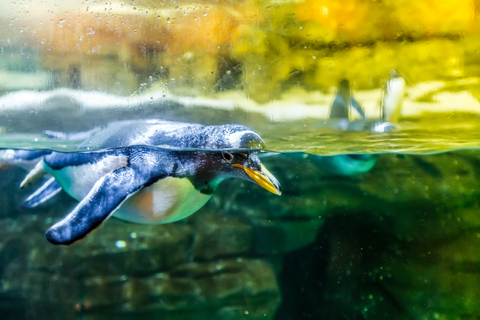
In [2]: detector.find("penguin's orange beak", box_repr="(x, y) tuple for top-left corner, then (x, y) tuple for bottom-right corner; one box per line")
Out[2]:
(232, 163), (282, 195)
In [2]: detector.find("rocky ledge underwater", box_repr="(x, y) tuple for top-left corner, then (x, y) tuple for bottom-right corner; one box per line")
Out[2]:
(1, 148), (480, 320)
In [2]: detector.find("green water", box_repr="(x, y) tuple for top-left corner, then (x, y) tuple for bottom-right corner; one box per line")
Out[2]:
(1, 146), (480, 319)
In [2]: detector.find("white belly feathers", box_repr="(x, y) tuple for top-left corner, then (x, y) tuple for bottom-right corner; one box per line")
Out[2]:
(44, 155), (129, 201)
(117, 177), (212, 224)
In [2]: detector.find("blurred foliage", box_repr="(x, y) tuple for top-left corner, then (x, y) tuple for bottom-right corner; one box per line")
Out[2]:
(10, 0), (480, 101)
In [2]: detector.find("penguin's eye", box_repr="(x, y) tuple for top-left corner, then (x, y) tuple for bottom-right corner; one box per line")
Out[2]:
(222, 151), (234, 162)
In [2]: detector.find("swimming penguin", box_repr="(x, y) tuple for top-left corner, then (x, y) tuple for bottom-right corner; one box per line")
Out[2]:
(319, 80), (378, 175)
(317, 73), (406, 175)
(328, 74), (405, 132)
(329, 79), (366, 121)
(316, 72), (404, 176)
(5, 120), (281, 245)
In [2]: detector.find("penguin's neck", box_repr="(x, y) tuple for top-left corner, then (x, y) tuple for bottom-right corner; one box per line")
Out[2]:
(190, 173), (225, 195)
(173, 151), (225, 195)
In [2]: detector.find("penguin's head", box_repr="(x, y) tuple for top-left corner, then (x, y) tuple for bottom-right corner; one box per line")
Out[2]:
(201, 125), (282, 195)
(220, 150), (281, 195)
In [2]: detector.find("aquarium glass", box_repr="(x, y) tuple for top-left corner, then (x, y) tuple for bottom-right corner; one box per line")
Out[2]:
(1, 0), (480, 319)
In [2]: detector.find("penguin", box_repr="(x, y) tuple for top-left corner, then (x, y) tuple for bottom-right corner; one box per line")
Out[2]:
(5, 119), (281, 245)
(329, 79), (366, 121)
(317, 74), (405, 176)
(328, 74), (405, 133)
(380, 70), (406, 123)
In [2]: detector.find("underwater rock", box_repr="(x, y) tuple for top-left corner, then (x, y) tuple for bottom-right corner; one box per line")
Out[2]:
(2, 258), (279, 320)
(189, 211), (252, 261)
(0, 210), (257, 278)
(0, 211), (280, 319)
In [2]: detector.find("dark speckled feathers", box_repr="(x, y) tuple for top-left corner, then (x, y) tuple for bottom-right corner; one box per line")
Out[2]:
(78, 120), (265, 151)
(44, 149), (127, 170)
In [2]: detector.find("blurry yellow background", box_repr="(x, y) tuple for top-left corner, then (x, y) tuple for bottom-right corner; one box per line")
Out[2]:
(3, 0), (480, 118)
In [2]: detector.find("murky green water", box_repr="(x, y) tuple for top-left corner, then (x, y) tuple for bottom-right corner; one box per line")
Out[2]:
(2, 143), (480, 319)
(2, 107), (480, 320)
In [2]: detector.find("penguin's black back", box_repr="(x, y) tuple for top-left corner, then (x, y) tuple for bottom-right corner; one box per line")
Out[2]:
(78, 120), (261, 151)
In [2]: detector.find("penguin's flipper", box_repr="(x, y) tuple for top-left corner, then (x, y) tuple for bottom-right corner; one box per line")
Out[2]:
(350, 97), (366, 119)
(22, 177), (62, 209)
(45, 166), (146, 245)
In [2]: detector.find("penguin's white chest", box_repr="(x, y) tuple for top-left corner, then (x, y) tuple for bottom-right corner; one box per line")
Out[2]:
(116, 177), (212, 224)
(45, 155), (129, 200)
